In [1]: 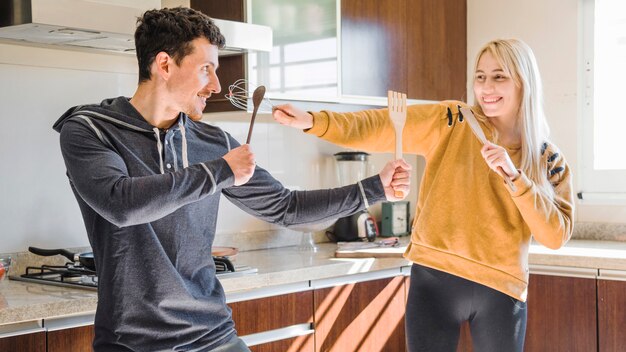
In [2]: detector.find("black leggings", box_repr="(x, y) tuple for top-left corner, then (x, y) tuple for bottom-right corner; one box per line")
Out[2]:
(406, 264), (527, 352)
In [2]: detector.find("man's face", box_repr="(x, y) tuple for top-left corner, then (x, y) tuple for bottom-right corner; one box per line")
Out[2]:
(168, 37), (221, 121)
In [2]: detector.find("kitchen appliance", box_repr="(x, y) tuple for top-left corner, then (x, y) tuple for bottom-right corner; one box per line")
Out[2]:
(11, 249), (256, 290)
(329, 152), (378, 242)
(0, 0), (272, 55)
(381, 201), (410, 237)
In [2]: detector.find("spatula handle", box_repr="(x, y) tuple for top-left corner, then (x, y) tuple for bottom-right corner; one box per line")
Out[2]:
(394, 130), (404, 198)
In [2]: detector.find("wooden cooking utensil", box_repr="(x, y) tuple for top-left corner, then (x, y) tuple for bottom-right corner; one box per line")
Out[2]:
(460, 107), (517, 192)
(246, 85), (266, 144)
(387, 90), (408, 198)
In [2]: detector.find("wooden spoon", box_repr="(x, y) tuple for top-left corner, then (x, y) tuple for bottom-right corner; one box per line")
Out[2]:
(246, 85), (266, 144)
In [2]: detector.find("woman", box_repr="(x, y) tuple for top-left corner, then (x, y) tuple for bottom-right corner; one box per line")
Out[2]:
(272, 39), (574, 351)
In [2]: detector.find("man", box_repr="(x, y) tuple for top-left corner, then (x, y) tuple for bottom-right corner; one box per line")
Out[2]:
(52, 7), (411, 352)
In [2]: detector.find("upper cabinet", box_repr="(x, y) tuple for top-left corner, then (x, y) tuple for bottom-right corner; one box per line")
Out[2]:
(197, 0), (467, 112)
(341, 0), (467, 101)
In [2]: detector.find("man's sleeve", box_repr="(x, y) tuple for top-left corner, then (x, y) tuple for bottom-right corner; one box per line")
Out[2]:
(59, 118), (234, 227)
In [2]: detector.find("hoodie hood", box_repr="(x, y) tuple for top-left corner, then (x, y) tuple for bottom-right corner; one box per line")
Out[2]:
(53, 96), (162, 133)
(53, 96), (191, 173)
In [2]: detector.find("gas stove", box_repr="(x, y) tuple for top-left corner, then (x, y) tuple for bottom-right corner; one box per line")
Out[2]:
(11, 256), (257, 291)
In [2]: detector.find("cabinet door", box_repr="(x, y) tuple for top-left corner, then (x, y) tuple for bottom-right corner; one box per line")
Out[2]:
(0, 331), (46, 352)
(314, 276), (406, 352)
(598, 278), (626, 352)
(230, 291), (314, 351)
(342, 0), (466, 100)
(525, 274), (597, 352)
(341, 0), (407, 98)
(47, 325), (95, 352)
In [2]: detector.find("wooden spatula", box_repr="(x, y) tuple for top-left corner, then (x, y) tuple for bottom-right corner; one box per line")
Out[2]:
(460, 107), (517, 192)
(387, 90), (407, 198)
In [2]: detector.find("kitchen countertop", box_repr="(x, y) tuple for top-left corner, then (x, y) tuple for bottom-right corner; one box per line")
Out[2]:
(1, 239), (625, 327)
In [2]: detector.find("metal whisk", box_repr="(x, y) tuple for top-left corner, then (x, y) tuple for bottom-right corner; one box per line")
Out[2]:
(225, 79), (275, 113)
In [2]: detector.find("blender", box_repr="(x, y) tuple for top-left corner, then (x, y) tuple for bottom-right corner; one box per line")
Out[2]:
(330, 152), (378, 242)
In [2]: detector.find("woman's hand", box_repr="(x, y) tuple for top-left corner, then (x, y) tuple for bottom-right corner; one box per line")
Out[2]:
(379, 159), (412, 201)
(480, 142), (520, 180)
(272, 104), (314, 130)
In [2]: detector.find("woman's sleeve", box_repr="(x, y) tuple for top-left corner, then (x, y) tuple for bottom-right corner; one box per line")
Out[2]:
(305, 102), (452, 155)
(508, 147), (575, 249)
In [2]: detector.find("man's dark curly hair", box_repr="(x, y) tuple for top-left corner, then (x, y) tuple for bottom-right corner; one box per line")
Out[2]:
(134, 7), (226, 83)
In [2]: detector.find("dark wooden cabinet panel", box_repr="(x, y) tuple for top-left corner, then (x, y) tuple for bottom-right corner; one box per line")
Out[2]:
(229, 291), (314, 336)
(524, 274), (597, 352)
(314, 276), (406, 352)
(47, 325), (95, 352)
(341, 0), (407, 97)
(406, 0), (466, 101)
(190, 0), (244, 21)
(342, 0), (466, 100)
(0, 331), (46, 352)
(598, 279), (626, 352)
(250, 335), (314, 352)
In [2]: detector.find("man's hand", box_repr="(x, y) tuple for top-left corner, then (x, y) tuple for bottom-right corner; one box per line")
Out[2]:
(222, 144), (256, 186)
(379, 159), (412, 201)
(272, 104), (314, 130)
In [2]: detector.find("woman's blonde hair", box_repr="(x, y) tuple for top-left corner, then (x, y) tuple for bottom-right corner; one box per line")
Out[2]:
(472, 39), (555, 203)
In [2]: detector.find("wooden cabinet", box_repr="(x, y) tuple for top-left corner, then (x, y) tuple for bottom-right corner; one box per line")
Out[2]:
(313, 276), (406, 352)
(47, 325), (95, 352)
(525, 273), (597, 351)
(0, 331), (46, 352)
(230, 291), (315, 352)
(341, 0), (466, 100)
(0, 317), (94, 352)
(598, 277), (626, 352)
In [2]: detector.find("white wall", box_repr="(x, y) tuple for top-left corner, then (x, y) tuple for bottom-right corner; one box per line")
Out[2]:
(0, 43), (137, 252)
(467, 0), (626, 223)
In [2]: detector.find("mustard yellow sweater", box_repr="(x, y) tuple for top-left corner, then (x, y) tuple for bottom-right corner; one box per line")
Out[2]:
(308, 101), (574, 301)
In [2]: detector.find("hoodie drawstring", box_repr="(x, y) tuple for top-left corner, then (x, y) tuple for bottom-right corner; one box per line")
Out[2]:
(153, 128), (165, 174)
(179, 121), (189, 168)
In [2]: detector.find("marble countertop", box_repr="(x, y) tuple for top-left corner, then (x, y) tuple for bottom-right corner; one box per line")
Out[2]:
(1, 239), (625, 327)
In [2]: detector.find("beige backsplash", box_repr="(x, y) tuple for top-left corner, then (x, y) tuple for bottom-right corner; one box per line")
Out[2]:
(572, 222), (626, 242)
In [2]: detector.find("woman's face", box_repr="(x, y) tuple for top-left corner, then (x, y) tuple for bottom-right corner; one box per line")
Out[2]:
(473, 51), (522, 123)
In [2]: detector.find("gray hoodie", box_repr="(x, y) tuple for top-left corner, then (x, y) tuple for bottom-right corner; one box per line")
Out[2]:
(52, 97), (386, 352)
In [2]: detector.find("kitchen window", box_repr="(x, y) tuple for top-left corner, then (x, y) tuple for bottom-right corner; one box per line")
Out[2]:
(580, 0), (626, 201)
(247, 0), (339, 101)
